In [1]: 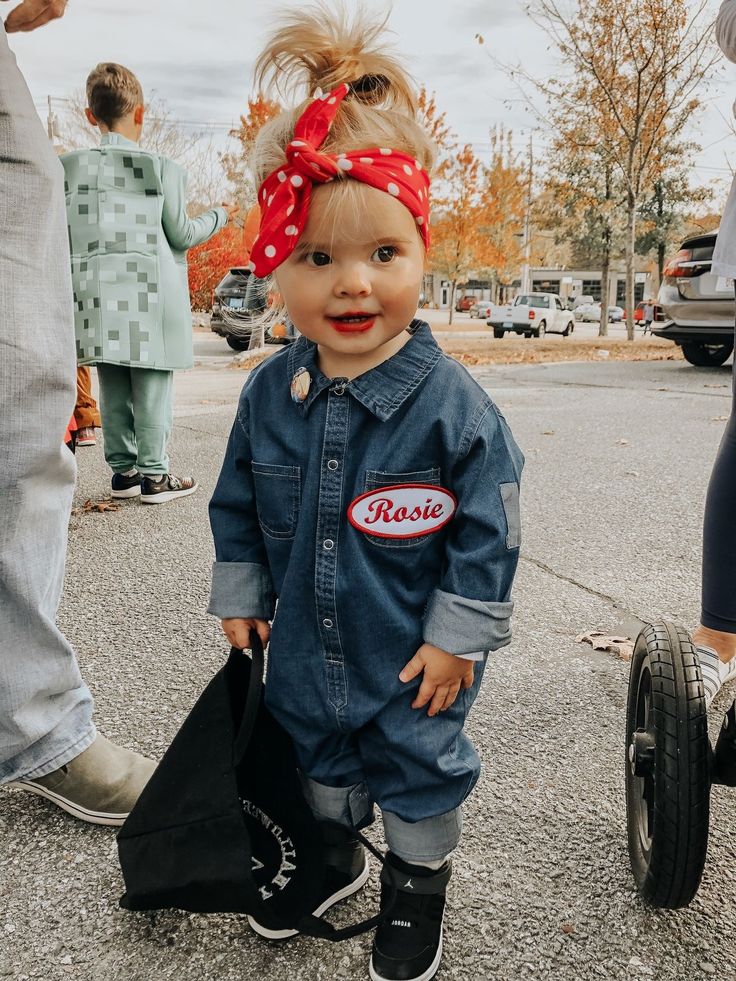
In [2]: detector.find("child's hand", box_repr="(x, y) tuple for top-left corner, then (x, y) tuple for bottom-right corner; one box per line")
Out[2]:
(399, 643), (474, 717)
(221, 617), (270, 651)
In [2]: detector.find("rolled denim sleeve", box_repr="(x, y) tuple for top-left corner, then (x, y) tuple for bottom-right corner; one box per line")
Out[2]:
(208, 392), (276, 620)
(423, 401), (523, 656)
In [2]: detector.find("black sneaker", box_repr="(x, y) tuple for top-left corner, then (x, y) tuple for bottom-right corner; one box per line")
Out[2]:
(370, 854), (451, 981)
(140, 474), (198, 505)
(111, 470), (141, 499)
(247, 822), (369, 940)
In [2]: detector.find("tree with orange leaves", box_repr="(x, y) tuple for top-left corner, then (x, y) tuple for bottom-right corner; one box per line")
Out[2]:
(222, 93), (282, 210)
(429, 145), (499, 324)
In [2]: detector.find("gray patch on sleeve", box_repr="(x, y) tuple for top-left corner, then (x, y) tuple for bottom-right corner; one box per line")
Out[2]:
(500, 482), (521, 549)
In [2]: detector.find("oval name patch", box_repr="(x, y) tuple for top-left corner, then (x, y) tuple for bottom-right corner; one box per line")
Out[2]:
(348, 483), (457, 540)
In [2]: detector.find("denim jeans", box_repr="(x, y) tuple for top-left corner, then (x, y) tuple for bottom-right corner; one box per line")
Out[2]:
(303, 777), (463, 864)
(0, 25), (95, 783)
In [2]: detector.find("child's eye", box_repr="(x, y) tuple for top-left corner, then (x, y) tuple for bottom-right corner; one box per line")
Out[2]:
(305, 251), (331, 267)
(372, 245), (398, 263)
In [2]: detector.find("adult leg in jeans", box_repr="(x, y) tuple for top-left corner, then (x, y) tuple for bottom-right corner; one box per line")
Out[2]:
(0, 25), (153, 823)
(693, 303), (736, 700)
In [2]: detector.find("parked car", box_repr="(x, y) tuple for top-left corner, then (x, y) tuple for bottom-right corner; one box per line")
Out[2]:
(454, 295), (476, 312)
(570, 294), (595, 311)
(210, 267), (297, 350)
(574, 303), (625, 323)
(654, 230), (735, 366)
(469, 301), (494, 319)
(486, 292), (575, 338)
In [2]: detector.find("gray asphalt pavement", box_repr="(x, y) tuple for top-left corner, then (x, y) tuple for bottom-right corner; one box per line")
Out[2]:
(2, 350), (736, 981)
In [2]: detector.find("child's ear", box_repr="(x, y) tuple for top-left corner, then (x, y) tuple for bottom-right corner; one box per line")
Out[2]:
(133, 104), (145, 126)
(84, 107), (99, 128)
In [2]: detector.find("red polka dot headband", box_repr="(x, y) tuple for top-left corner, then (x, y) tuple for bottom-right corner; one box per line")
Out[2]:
(246, 82), (431, 277)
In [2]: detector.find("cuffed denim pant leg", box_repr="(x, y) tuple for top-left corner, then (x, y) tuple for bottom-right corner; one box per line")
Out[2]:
(97, 364), (173, 475)
(0, 24), (95, 783)
(304, 777), (462, 864)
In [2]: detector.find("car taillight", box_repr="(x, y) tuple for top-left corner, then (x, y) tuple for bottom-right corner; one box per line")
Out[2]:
(663, 249), (693, 277)
(528, 310), (535, 320)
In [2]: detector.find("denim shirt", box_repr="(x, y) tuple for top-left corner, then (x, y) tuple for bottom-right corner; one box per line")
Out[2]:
(208, 321), (523, 671)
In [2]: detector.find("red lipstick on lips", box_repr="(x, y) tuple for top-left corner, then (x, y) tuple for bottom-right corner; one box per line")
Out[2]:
(327, 311), (377, 334)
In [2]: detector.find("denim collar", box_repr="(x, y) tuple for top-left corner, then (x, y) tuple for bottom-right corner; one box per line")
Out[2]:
(286, 320), (442, 422)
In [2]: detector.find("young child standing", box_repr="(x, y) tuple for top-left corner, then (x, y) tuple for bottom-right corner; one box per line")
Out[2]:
(62, 63), (239, 503)
(208, 8), (523, 980)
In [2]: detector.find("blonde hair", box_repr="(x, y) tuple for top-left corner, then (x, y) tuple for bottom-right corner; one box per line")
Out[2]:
(86, 63), (143, 128)
(252, 3), (434, 207)
(246, 2), (434, 339)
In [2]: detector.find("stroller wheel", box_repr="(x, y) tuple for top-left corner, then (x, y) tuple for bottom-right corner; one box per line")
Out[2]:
(625, 621), (710, 908)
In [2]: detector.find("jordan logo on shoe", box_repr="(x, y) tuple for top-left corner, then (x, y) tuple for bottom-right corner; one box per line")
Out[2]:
(404, 878), (413, 889)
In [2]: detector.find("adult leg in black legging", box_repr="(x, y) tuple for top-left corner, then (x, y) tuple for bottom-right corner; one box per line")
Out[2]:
(693, 305), (736, 699)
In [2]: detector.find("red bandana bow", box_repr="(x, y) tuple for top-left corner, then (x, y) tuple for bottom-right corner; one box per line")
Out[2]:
(247, 83), (431, 277)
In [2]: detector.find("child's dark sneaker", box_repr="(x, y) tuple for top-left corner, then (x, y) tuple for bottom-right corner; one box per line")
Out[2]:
(370, 853), (451, 981)
(140, 474), (198, 504)
(111, 470), (141, 498)
(248, 822), (368, 940)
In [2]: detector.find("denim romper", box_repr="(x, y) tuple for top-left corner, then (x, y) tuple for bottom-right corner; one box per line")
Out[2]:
(209, 321), (523, 825)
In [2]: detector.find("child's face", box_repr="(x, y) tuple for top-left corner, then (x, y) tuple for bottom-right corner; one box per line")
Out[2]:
(274, 182), (425, 370)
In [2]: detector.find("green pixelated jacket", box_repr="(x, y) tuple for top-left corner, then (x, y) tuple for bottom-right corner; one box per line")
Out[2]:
(62, 133), (227, 371)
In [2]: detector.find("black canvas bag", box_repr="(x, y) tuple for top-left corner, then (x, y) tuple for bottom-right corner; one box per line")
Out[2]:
(117, 641), (392, 940)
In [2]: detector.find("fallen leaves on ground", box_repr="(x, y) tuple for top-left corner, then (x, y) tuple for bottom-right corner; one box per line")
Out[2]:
(576, 630), (634, 661)
(230, 336), (685, 371)
(71, 498), (120, 515)
(442, 337), (684, 367)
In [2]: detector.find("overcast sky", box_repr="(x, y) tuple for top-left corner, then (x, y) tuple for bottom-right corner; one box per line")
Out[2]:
(6, 0), (735, 196)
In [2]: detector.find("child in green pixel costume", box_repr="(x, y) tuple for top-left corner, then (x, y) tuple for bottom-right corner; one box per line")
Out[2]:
(62, 63), (239, 503)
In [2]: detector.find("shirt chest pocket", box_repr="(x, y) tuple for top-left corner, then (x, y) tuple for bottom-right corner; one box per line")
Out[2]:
(360, 467), (443, 549)
(251, 462), (301, 540)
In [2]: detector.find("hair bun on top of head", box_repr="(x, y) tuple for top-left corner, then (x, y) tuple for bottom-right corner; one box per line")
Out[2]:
(253, 2), (416, 114)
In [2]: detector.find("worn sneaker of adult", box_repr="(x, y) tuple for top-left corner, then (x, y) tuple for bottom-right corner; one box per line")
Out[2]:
(75, 425), (96, 446)
(370, 855), (451, 981)
(111, 469), (142, 498)
(697, 645), (736, 707)
(140, 473), (198, 504)
(247, 822), (369, 939)
(6, 734), (156, 826)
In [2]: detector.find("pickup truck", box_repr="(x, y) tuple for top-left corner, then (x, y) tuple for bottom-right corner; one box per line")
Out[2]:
(486, 292), (576, 339)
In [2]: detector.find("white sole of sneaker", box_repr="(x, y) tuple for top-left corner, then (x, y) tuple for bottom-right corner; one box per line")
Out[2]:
(140, 484), (198, 505)
(5, 780), (128, 826)
(111, 486), (141, 499)
(248, 853), (370, 940)
(369, 912), (445, 981)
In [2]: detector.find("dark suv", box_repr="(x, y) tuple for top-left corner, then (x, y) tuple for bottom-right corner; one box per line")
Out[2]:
(655, 230), (735, 366)
(210, 268), (296, 351)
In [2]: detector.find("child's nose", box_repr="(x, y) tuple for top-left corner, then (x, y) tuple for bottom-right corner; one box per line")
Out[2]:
(334, 263), (371, 297)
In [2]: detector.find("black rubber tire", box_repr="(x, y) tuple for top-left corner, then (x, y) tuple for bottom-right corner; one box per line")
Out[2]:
(226, 336), (250, 351)
(536, 321), (546, 339)
(681, 341), (733, 367)
(493, 328), (504, 339)
(564, 321), (574, 337)
(625, 621), (710, 908)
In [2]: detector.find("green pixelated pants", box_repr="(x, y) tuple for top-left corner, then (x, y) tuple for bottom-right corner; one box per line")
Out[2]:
(96, 364), (173, 475)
